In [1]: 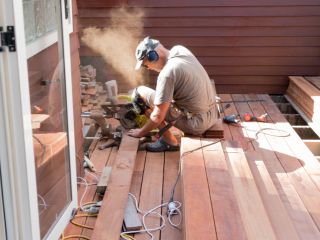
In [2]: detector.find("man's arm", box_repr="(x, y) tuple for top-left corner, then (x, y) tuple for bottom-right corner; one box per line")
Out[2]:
(127, 102), (170, 138)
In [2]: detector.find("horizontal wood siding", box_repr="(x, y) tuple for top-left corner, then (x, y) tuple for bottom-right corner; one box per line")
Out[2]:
(77, 0), (320, 93)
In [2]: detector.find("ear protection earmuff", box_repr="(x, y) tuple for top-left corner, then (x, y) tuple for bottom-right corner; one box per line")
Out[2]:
(144, 37), (159, 62)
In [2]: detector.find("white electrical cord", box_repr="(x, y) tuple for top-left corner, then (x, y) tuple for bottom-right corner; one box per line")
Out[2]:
(85, 168), (100, 182)
(76, 177), (101, 214)
(120, 193), (182, 240)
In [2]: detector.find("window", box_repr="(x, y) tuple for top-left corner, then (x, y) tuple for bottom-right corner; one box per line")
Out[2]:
(23, 0), (72, 58)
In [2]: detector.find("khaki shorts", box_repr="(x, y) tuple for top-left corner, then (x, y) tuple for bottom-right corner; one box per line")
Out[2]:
(134, 86), (218, 135)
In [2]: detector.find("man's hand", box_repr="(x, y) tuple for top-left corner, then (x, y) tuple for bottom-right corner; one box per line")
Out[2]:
(127, 102), (170, 138)
(127, 128), (144, 138)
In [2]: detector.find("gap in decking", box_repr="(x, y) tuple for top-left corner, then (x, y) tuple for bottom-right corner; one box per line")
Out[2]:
(270, 94), (320, 161)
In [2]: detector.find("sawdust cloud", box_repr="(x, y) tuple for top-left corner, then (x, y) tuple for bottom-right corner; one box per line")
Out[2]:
(81, 6), (145, 88)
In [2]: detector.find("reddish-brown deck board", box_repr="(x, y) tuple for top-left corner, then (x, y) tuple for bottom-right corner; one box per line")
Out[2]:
(91, 135), (139, 240)
(181, 137), (217, 240)
(129, 151), (147, 203)
(223, 140), (276, 240)
(201, 139), (247, 240)
(245, 151), (300, 240)
(134, 152), (164, 240)
(161, 151), (182, 240)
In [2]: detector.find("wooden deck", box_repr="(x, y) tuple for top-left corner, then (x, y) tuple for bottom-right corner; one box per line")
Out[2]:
(64, 94), (320, 240)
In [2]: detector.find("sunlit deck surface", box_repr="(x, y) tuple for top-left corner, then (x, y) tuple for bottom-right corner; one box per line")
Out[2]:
(64, 94), (320, 240)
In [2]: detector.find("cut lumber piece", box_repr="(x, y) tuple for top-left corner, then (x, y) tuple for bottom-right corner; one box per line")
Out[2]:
(201, 139), (247, 240)
(134, 152), (164, 240)
(223, 140), (276, 240)
(91, 135), (139, 240)
(160, 151), (182, 240)
(96, 166), (112, 195)
(219, 94), (254, 150)
(181, 137), (217, 240)
(286, 76), (320, 122)
(246, 151), (299, 240)
(203, 118), (224, 138)
(124, 196), (142, 231)
(33, 132), (67, 167)
(32, 114), (49, 129)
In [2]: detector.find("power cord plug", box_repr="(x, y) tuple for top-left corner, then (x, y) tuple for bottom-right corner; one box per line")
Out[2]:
(83, 155), (96, 172)
(167, 201), (178, 217)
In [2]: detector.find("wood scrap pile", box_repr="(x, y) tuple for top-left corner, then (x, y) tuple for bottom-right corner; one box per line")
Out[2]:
(286, 76), (320, 123)
(80, 65), (106, 107)
(80, 65), (108, 151)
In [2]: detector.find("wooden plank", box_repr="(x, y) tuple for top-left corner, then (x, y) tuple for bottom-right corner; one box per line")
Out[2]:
(79, 6), (320, 17)
(134, 152), (164, 240)
(245, 151), (299, 240)
(223, 140), (276, 240)
(160, 151), (182, 240)
(129, 151), (147, 202)
(217, 84), (287, 95)
(32, 114), (49, 129)
(79, 16), (320, 28)
(80, 45), (320, 58)
(217, 94), (233, 141)
(286, 76), (320, 122)
(128, 0), (320, 7)
(124, 196), (142, 231)
(144, 26), (320, 37)
(201, 139), (247, 240)
(79, 36), (320, 48)
(181, 137), (217, 240)
(91, 135), (139, 240)
(203, 118), (224, 138)
(96, 166), (112, 195)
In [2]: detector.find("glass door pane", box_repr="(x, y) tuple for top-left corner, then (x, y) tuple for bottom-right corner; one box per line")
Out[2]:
(22, 0), (72, 238)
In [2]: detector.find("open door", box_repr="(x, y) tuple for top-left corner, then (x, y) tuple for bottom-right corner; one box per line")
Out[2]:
(0, 0), (77, 239)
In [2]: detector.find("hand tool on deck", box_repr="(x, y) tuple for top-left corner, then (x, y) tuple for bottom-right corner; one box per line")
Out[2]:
(223, 114), (240, 124)
(243, 113), (268, 122)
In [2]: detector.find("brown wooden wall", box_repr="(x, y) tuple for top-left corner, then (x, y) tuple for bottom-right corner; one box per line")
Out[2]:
(77, 0), (320, 94)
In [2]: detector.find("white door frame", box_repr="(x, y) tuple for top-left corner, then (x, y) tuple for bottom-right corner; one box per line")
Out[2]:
(0, 0), (77, 239)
